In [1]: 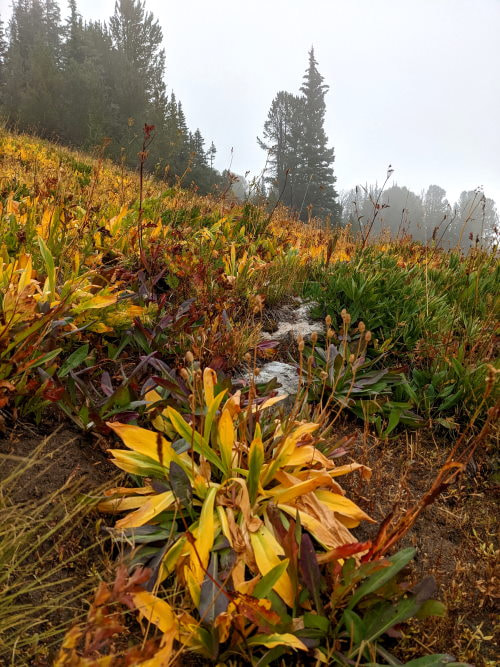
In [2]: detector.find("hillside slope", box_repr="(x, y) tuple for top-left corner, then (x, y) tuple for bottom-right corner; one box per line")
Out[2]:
(0, 130), (498, 665)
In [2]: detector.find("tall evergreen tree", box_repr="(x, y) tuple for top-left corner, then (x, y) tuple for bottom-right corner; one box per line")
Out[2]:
(298, 47), (339, 220)
(3, 1), (62, 135)
(258, 91), (304, 209)
(258, 48), (339, 221)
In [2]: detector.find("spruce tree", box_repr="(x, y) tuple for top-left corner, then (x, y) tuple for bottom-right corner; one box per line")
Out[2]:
(258, 48), (339, 221)
(257, 90), (304, 209)
(298, 47), (339, 220)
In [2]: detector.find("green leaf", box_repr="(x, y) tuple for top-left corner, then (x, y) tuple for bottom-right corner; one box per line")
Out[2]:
(342, 609), (366, 646)
(203, 389), (227, 443)
(347, 547), (416, 610)
(402, 656), (471, 667)
(351, 596), (419, 655)
(253, 559), (290, 599)
(247, 425), (264, 506)
(166, 406), (224, 471)
(58, 344), (89, 378)
(415, 599), (447, 619)
(29, 347), (63, 369)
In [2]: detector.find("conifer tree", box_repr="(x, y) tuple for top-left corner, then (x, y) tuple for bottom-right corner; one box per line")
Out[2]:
(258, 48), (340, 221)
(257, 90), (304, 209)
(298, 47), (339, 219)
(0, 0), (220, 191)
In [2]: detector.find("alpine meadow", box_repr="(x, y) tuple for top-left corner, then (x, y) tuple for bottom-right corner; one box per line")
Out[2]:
(0, 1), (498, 666)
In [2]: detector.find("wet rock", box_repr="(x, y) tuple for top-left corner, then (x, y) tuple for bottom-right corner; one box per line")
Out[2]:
(262, 300), (322, 342)
(253, 361), (299, 397)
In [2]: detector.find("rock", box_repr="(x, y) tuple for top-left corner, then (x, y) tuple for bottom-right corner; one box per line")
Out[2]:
(253, 361), (299, 397)
(262, 300), (322, 342)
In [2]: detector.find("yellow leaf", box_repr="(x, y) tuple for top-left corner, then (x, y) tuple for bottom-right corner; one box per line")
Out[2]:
(107, 421), (182, 469)
(98, 495), (153, 513)
(131, 590), (177, 634)
(252, 394), (287, 412)
(269, 473), (333, 504)
(250, 525), (294, 607)
(116, 491), (174, 529)
(314, 489), (375, 526)
(17, 255), (32, 294)
(218, 408), (234, 473)
(189, 486), (217, 584)
(73, 293), (117, 313)
(247, 632), (308, 651)
(203, 367), (217, 406)
(285, 445), (334, 469)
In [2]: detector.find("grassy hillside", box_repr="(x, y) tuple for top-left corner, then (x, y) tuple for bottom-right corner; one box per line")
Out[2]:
(0, 130), (498, 665)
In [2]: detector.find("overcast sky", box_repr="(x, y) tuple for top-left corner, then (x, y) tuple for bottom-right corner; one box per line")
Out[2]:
(2, 0), (499, 204)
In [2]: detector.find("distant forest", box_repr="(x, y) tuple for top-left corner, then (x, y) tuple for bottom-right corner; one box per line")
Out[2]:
(0, 0), (222, 193)
(0, 0), (498, 248)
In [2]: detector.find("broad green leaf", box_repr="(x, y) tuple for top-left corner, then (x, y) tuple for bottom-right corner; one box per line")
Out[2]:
(26, 347), (62, 370)
(58, 344), (89, 378)
(253, 559), (290, 599)
(402, 655), (471, 666)
(342, 609), (366, 646)
(347, 547), (416, 609)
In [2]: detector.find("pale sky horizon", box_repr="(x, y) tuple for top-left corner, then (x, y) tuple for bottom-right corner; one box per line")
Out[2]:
(2, 0), (499, 205)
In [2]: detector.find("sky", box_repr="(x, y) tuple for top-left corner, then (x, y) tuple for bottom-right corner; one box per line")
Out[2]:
(2, 0), (500, 204)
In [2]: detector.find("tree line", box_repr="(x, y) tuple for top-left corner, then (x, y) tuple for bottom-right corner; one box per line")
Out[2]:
(339, 182), (499, 250)
(0, 1), (498, 246)
(0, 0), (221, 193)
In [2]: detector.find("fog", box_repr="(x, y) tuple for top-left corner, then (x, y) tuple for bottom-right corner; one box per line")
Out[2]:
(1, 0), (499, 204)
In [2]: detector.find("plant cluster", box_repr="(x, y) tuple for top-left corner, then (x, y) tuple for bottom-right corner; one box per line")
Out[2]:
(0, 130), (497, 664)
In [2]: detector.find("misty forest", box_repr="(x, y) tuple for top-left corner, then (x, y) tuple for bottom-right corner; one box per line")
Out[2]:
(0, 1), (498, 666)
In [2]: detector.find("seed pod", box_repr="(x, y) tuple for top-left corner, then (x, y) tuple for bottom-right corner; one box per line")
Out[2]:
(349, 353), (355, 363)
(311, 331), (318, 344)
(298, 340), (305, 352)
(325, 314), (332, 326)
(327, 328), (334, 338)
(180, 368), (189, 380)
(185, 351), (194, 364)
(365, 331), (372, 342)
(358, 321), (366, 333)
